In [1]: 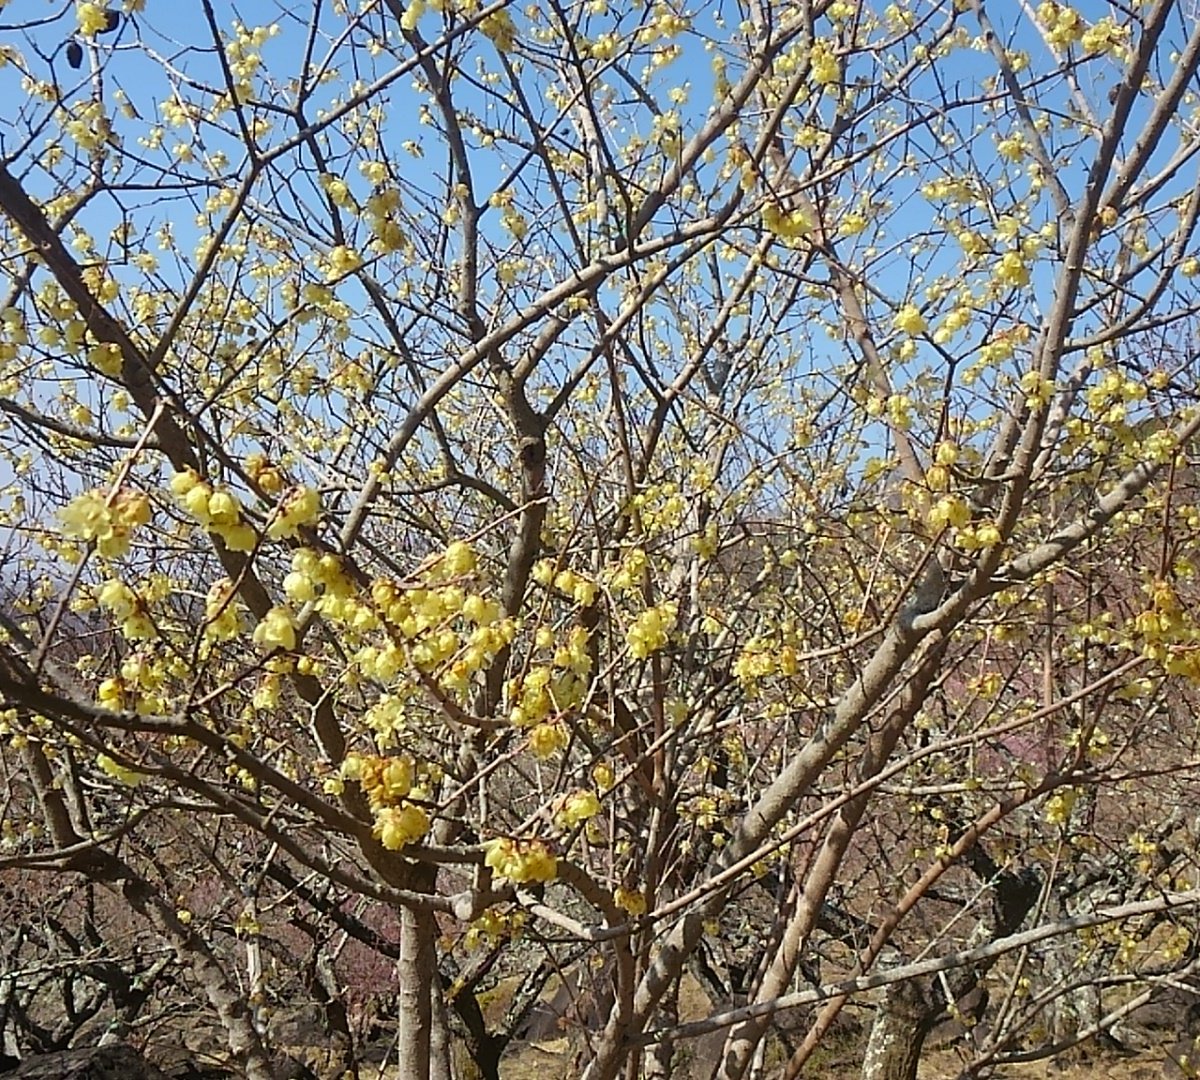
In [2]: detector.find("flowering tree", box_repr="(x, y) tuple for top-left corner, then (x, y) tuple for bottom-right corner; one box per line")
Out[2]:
(4, 1), (1200, 1079)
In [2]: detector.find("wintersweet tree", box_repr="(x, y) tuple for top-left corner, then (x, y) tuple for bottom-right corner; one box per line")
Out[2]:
(4, 1), (1200, 1078)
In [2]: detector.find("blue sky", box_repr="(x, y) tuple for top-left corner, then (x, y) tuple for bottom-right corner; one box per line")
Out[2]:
(3, 0), (1200, 548)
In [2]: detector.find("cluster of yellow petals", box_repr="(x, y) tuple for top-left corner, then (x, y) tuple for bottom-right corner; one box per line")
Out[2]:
(1037, 3), (1128, 57)
(75, 2), (113, 37)
(97, 577), (155, 640)
(553, 789), (601, 828)
(96, 752), (148, 787)
(170, 469), (256, 551)
(484, 837), (557, 884)
(893, 304), (925, 337)
(342, 752), (432, 851)
(480, 9), (517, 51)
(762, 202), (811, 241)
(253, 606), (297, 652)
(267, 485), (322, 539)
(732, 638), (799, 685)
(60, 487), (150, 558)
(626, 602), (677, 660)
(1131, 579), (1200, 678)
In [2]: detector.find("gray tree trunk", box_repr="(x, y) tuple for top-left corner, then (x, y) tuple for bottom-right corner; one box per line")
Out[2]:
(860, 979), (937, 1080)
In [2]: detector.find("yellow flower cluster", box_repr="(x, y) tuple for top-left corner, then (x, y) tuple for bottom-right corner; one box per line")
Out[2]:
(809, 40), (840, 86)
(464, 907), (525, 950)
(480, 9), (517, 51)
(400, 0), (424, 30)
(532, 561), (599, 606)
(528, 720), (569, 758)
(1035, 7), (1127, 58)
(97, 578), (155, 640)
(1079, 15), (1129, 56)
(349, 544), (515, 699)
(252, 606), (297, 651)
(507, 658), (587, 728)
(592, 761), (615, 790)
(954, 520), (1003, 551)
(373, 804), (431, 850)
(342, 751), (414, 806)
(1019, 370), (1055, 407)
(995, 251), (1031, 288)
(60, 488), (150, 558)
(364, 185), (407, 254)
(1043, 788), (1077, 825)
(1036, 2), (1084, 48)
(324, 245), (362, 280)
(933, 307), (972, 344)
(922, 177), (978, 204)
(75, 2), (112, 38)
(484, 837), (557, 884)
(97, 752), (147, 787)
(287, 550), (369, 638)
(170, 469), (257, 552)
(996, 133), (1025, 162)
(487, 188), (528, 240)
(893, 304), (925, 336)
(613, 885), (647, 915)
(267, 485), (322, 539)
(838, 211), (868, 238)
(762, 203), (810, 241)
(433, 539), (477, 578)
(1086, 368), (1146, 426)
(627, 602), (676, 659)
(554, 789), (601, 828)
(360, 693), (409, 745)
(343, 751), (432, 851)
(732, 638), (799, 685)
(606, 548), (647, 594)
(107, 649), (168, 715)
(1131, 579), (1199, 672)
(927, 495), (971, 532)
(61, 99), (113, 151)
(588, 32), (618, 60)
(637, 2), (689, 41)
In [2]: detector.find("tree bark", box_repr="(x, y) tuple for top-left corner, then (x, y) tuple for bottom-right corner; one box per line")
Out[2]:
(396, 903), (446, 1080)
(861, 978), (937, 1080)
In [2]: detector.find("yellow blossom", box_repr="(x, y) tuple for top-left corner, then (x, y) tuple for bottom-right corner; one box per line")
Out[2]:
(76, 2), (112, 37)
(893, 304), (925, 336)
(762, 202), (810, 240)
(59, 490), (141, 558)
(88, 342), (124, 376)
(614, 886), (647, 915)
(204, 578), (241, 641)
(440, 540), (477, 577)
(556, 790), (601, 828)
(97, 753), (147, 786)
(529, 720), (569, 758)
(627, 603), (676, 659)
(325, 245), (362, 279)
(252, 605), (297, 651)
(809, 39), (840, 86)
(995, 251), (1031, 288)
(266, 485), (321, 539)
(374, 803), (430, 850)
(484, 837), (558, 884)
(480, 10), (517, 51)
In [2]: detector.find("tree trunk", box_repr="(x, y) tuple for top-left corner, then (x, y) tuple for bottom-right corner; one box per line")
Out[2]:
(644, 975), (678, 1080)
(860, 979), (937, 1080)
(396, 903), (449, 1080)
